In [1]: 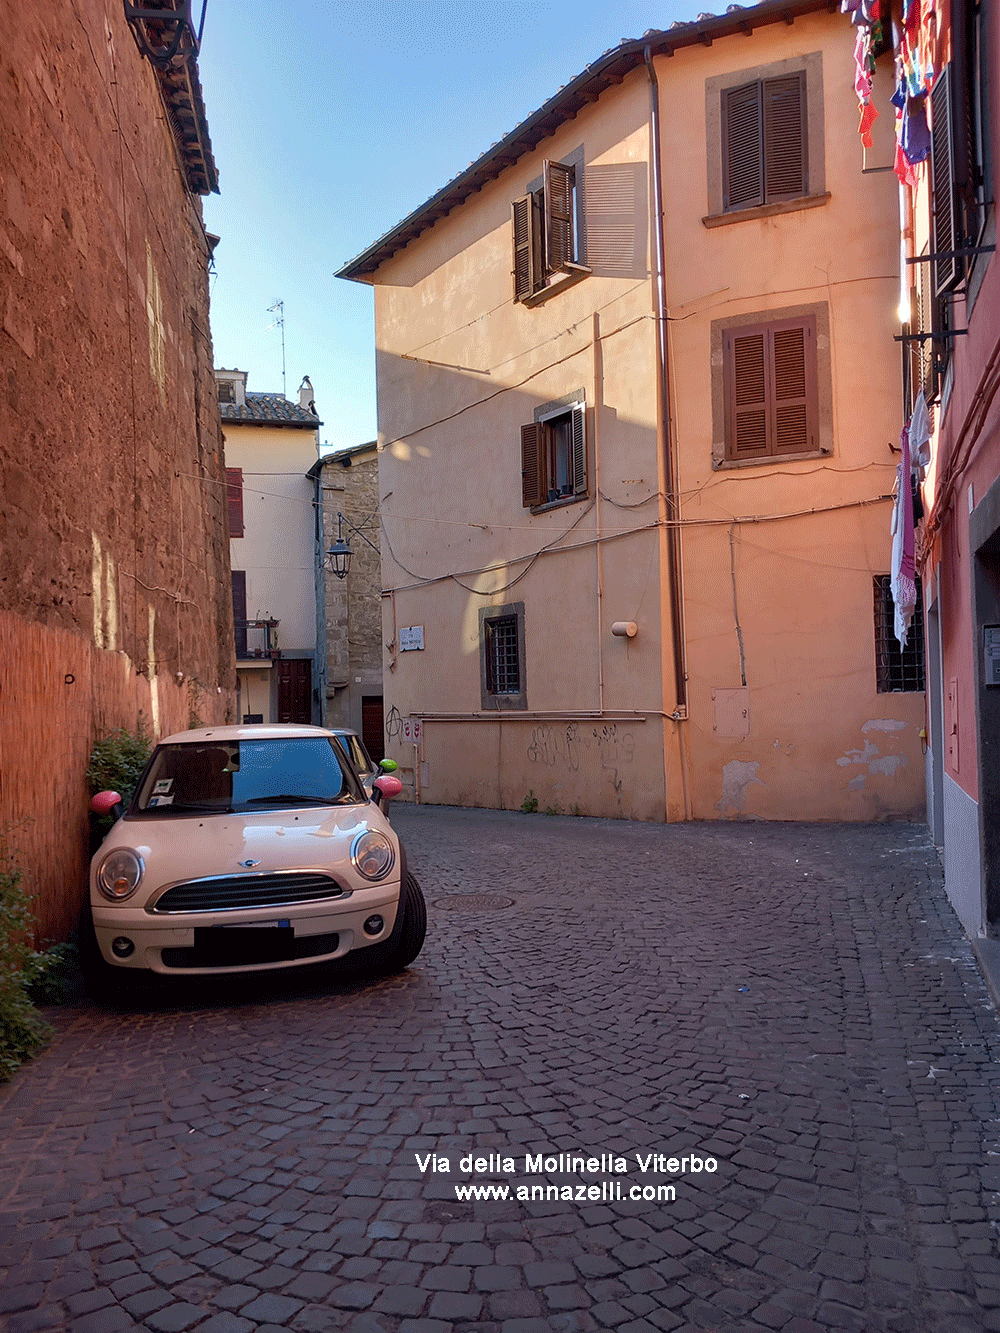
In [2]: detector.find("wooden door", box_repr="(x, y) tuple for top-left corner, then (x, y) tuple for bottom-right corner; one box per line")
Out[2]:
(277, 659), (312, 723)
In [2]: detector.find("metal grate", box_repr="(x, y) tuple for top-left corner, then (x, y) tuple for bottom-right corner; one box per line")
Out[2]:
(874, 574), (926, 692)
(152, 871), (347, 914)
(485, 616), (520, 694)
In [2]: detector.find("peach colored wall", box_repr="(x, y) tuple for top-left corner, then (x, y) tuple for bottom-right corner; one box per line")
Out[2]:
(366, 12), (924, 822)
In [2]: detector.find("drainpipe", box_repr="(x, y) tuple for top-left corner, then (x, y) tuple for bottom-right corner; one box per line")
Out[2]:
(644, 45), (691, 818)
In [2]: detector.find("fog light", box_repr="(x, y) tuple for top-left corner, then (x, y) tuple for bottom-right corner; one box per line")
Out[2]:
(111, 936), (135, 958)
(363, 915), (384, 936)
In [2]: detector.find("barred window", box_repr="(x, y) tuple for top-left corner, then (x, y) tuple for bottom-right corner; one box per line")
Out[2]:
(874, 575), (926, 692)
(485, 617), (520, 694)
(480, 602), (526, 710)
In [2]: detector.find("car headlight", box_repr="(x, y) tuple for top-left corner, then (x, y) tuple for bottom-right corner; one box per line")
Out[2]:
(351, 830), (395, 881)
(96, 848), (144, 901)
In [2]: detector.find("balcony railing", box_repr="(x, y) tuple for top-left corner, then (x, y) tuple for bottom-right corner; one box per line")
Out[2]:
(235, 619), (280, 660)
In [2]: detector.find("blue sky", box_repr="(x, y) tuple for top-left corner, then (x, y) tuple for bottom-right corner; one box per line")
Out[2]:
(198, 1), (705, 453)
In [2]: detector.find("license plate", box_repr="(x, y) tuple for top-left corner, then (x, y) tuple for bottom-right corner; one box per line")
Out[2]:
(195, 923), (294, 964)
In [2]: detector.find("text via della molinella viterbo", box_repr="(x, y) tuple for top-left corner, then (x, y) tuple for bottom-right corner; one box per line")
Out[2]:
(415, 1148), (720, 1205)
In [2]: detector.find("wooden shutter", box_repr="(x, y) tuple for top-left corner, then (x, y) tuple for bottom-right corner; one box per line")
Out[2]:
(231, 570), (247, 658)
(772, 320), (816, 452)
(226, 467), (244, 537)
(571, 405), (587, 495)
(521, 423), (544, 507)
(725, 329), (769, 456)
(512, 196), (535, 301)
(544, 160), (575, 272)
(722, 82), (764, 210)
(931, 67), (962, 295)
(916, 245), (936, 397)
(763, 74), (806, 200)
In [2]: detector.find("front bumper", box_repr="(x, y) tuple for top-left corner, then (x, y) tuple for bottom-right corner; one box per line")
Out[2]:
(91, 883), (401, 975)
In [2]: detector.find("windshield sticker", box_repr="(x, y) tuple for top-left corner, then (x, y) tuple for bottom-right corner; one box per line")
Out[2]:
(148, 795), (175, 807)
(152, 779), (174, 795)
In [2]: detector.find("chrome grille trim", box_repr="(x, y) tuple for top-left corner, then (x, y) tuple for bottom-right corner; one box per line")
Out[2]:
(149, 871), (349, 914)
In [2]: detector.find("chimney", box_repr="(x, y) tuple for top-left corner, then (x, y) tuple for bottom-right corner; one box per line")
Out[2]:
(298, 375), (315, 413)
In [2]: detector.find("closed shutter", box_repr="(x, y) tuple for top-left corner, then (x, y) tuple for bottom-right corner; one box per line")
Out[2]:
(726, 328), (769, 456)
(931, 67), (962, 295)
(512, 196), (535, 301)
(724, 317), (817, 458)
(226, 467), (244, 537)
(763, 74), (806, 200)
(231, 570), (247, 658)
(772, 321), (816, 452)
(571, 405), (587, 495)
(544, 160), (575, 272)
(723, 81), (764, 210)
(916, 246), (935, 397)
(521, 423), (544, 507)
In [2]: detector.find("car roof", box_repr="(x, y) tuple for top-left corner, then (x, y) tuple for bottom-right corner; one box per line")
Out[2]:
(156, 724), (338, 745)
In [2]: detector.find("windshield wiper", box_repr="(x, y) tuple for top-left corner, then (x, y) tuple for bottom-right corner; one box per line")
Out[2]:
(241, 794), (343, 806)
(145, 801), (235, 813)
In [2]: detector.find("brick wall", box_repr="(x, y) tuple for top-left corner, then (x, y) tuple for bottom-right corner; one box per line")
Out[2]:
(1, 1), (235, 940)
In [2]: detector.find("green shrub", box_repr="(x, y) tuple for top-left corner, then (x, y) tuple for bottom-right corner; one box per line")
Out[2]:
(520, 791), (539, 814)
(0, 837), (51, 1081)
(24, 940), (78, 1006)
(85, 718), (152, 804)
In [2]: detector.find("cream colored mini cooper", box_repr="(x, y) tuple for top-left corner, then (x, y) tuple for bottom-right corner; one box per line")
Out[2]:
(84, 724), (424, 987)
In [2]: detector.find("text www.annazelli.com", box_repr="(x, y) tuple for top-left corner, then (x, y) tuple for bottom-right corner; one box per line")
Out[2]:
(454, 1179), (676, 1204)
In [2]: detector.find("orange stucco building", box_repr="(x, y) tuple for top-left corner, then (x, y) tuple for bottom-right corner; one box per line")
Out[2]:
(339, 0), (926, 823)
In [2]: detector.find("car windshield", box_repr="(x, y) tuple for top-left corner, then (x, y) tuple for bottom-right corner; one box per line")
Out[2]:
(133, 738), (363, 814)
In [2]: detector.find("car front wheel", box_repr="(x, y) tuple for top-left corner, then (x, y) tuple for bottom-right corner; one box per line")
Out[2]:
(371, 872), (426, 973)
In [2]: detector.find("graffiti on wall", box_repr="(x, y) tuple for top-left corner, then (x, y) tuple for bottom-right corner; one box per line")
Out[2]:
(526, 723), (635, 796)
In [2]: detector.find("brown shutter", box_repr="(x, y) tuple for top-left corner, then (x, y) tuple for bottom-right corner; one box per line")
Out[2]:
(544, 160), (575, 272)
(762, 74), (806, 200)
(512, 195), (535, 301)
(571, 405), (587, 495)
(722, 82), (764, 210)
(771, 320), (816, 452)
(226, 467), (244, 537)
(725, 328), (769, 456)
(931, 68), (961, 295)
(521, 423), (544, 507)
(231, 570), (247, 658)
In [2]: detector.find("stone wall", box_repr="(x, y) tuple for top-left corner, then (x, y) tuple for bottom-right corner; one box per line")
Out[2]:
(0, 0), (234, 940)
(321, 448), (382, 735)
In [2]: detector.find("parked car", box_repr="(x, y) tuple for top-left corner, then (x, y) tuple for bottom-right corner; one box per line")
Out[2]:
(83, 724), (425, 990)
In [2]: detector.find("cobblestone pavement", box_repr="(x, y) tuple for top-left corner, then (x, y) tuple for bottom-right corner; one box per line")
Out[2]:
(3, 807), (1000, 1333)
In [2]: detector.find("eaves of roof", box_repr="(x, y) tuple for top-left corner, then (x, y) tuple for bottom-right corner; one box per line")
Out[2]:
(337, 0), (831, 282)
(221, 394), (322, 428)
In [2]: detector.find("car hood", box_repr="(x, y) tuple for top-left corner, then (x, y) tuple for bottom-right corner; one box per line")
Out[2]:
(95, 803), (397, 888)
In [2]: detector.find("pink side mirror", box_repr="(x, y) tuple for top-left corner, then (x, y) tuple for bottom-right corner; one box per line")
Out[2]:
(373, 775), (403, 804)
(90, 790), (123, 816)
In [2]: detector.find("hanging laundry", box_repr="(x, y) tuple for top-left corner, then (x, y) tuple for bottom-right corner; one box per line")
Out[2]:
(900, 94), (931, 164)
(909, 388), (932, 466)
(890, 424), (918, 649)
(858, 101), (880, 147)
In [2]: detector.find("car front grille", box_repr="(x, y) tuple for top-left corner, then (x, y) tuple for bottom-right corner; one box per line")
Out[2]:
(151, 872), (347, 914)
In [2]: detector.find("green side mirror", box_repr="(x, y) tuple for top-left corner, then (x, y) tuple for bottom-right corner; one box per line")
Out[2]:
(379, 758), (398, 773)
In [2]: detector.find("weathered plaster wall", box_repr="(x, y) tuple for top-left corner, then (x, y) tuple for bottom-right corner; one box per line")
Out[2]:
(1, 1), (234, 939)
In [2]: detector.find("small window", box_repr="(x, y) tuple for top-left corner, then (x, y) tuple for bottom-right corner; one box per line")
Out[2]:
(226, 467), (244, 537)
(521, 400), (587, 507)
(874, 575), (926, 692)
(512, 159), (584, 302)
(723, 316), (818, 460)
(217, 380), (235, 404)
(722, 74), (807, 211)
(480, 602), (526, 710)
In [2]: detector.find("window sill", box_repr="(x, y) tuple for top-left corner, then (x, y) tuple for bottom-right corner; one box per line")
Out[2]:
(521, 264), (591, 307)
(702, 193), (831, 229)
(529, 491), (589, 514)
(713, 448), (830, 470)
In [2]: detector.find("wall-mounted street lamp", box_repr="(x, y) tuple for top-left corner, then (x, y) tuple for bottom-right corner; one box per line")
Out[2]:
(324, 511), (380, 581)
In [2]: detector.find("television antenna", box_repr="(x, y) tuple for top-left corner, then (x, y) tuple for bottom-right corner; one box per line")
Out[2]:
(266, 299), (286, 397)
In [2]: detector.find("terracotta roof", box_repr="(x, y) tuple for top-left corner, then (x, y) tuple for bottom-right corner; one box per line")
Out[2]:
(337, 0), (830, 281)
(221, 394), (322, 427)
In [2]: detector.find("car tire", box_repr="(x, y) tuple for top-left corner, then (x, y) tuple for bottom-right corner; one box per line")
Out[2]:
(372, 871), (427, 974)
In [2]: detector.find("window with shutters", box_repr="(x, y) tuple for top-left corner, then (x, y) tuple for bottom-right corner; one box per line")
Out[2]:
(512, 155), (589, 303)
(520, 396), (588, 508)
(226, 467), (244, 538)
(722, 316), (819, 461)
(722, 74), (807, 211)
(479, 602), (527, 710)
(704, 55), (826, 227)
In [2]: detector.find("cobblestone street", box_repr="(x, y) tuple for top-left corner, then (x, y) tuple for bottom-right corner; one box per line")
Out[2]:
(2, 807), (1000, 1333)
